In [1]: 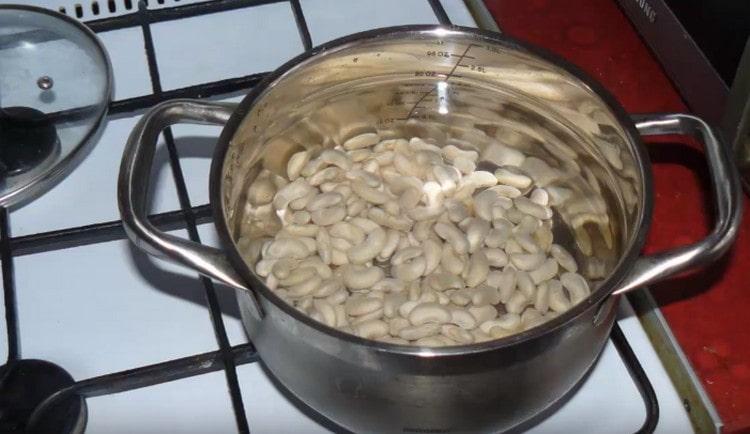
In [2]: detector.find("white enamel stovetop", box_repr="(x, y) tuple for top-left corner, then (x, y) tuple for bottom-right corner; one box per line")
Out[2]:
(1, 0), (695, 432)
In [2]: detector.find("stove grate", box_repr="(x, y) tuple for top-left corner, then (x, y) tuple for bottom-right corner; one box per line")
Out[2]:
(0, 1), (660, 432)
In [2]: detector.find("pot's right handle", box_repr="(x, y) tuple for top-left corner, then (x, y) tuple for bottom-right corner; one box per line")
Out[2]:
(118, 99), (249, 292)
(613, 113), (744, 295)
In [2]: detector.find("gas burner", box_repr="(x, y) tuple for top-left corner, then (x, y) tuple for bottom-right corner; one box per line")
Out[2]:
(0, 107), (58, 179)
(0, 359), (86, 434)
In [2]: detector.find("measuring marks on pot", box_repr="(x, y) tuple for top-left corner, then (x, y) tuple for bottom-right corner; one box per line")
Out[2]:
(378, 41), (490, 128)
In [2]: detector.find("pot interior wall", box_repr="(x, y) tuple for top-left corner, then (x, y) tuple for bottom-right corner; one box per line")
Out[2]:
(219, 28), (646, 294)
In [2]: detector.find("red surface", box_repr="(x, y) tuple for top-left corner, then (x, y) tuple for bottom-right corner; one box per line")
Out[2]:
(483, 1), (750, 432)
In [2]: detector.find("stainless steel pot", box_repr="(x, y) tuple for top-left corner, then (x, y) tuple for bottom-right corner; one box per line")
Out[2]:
(118, 26), (742, 433)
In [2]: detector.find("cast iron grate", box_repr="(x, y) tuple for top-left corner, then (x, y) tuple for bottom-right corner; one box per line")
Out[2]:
(0, 0), (659, 432)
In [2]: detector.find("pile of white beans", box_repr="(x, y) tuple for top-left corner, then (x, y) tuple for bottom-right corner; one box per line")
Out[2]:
(248, 133), (589, 346)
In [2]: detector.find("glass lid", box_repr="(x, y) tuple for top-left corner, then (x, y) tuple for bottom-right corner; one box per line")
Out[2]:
(0, 4), (111, 207)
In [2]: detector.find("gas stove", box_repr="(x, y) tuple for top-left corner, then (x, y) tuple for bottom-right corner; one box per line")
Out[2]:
(0, 0), (710, 432)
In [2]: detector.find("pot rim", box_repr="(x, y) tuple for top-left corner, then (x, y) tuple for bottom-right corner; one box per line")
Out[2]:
(208, 24), (653, 356)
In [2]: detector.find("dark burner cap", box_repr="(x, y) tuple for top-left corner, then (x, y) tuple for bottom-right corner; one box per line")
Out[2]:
(0, 107), (58, 179)
(0, 359), (86, 434)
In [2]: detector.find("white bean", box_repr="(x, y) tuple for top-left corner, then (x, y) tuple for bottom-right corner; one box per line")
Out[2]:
(443, 144), (479, 162)
(548, 280), (571, 313)
(329, 221), (365, 245)
(319, 149), (352, 171)
(449, 289), (472, 306)
(279, 267), (317, 287)
(440, 244), (466, 275)
(383, 293), (407, 318)
(433, 164), (459, 194)
(450, 308), (478, 330)
(330, 236), (352, 252)
(308, 167), (341, 187)
(408, 302), (451, 326)
(471, 285), (501, 306)
(389, 317), (411, 336)
(484, 248), (508, 267)
(550, 244), (578, 272)
(351, 308), (384, 324)
(398, 300), (420, 317)
(307, 192), (343, 212)
(494, 167), (532, 189)
(485, 226), (511, 249)
(560, 272), (590, 303)
(326, 288), (348, 305)
(311, 206), (346, 226)
(393, 152), (424, 177)
(377, 229), (401, 261)
(473, 189), (499, 221)
(465, 219), (491, 253)
(399, 187), (422, 210)
(313, 299), (336, 327)
(521, 308), (545, 328)
(315, 228), (332, 265)
(345, 296), (384, 316)
(529, 258), (558, 284)
(372, 150), (395, 166)
(392, 257), (426, 282)
(509, 252), (546, 271)
(346, 198), (366, 217)
(489, 185), (523, 198)
(441, 324), (474, 344)
(266, 238), (310, 259)
(398, 323), (441, 341)
(534, 281), (550, 312)
(298, 257), (333, 279)
(351, 179), (390, 204)
(288, 275), (323, 297)
(515, 270), (536, 299)
(428, 273), (464, 292)
(434, 221), (469, 255)
(415, 336), (449, 347)
(313, 279), (343, 298)
(348, 227), (387, 264)
(368, 207), (413, 231)
(343, 132), (379, 150)
(480, 313), (521, 335)
(506, 291), (529, 314)
(486, 269), (516, 302)
(291, 211), (311, 225)
(349, 149), (372, 162)
(468, 305), (498, 324)
(471, 329), (493, 343)
(422, 238), (442, 275)
(514, 196), (552, 220)
(342, 265), (384, 290)
(465, 251), (490, 288)
(504, 238), (524, 254)
(372, 278), (405, 293)
(335, 304), (348, 327)
(530, 188), (549, 206)
(391, 247), (423, 265)
(514, 233), (540, 254)
(355, 319), (389, 339)
(273, 179), (313, 211)
(286, 150), (310, 181)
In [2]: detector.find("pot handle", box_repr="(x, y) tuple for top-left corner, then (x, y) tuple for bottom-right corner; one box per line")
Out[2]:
(612, 113), (744, 295)
(118, 99), (249, 291)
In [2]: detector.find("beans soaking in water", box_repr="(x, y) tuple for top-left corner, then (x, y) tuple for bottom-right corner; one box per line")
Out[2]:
(240, 134), (591, 346)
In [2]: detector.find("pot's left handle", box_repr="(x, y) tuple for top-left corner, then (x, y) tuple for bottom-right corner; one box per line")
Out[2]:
(118, 99), (248, 291)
